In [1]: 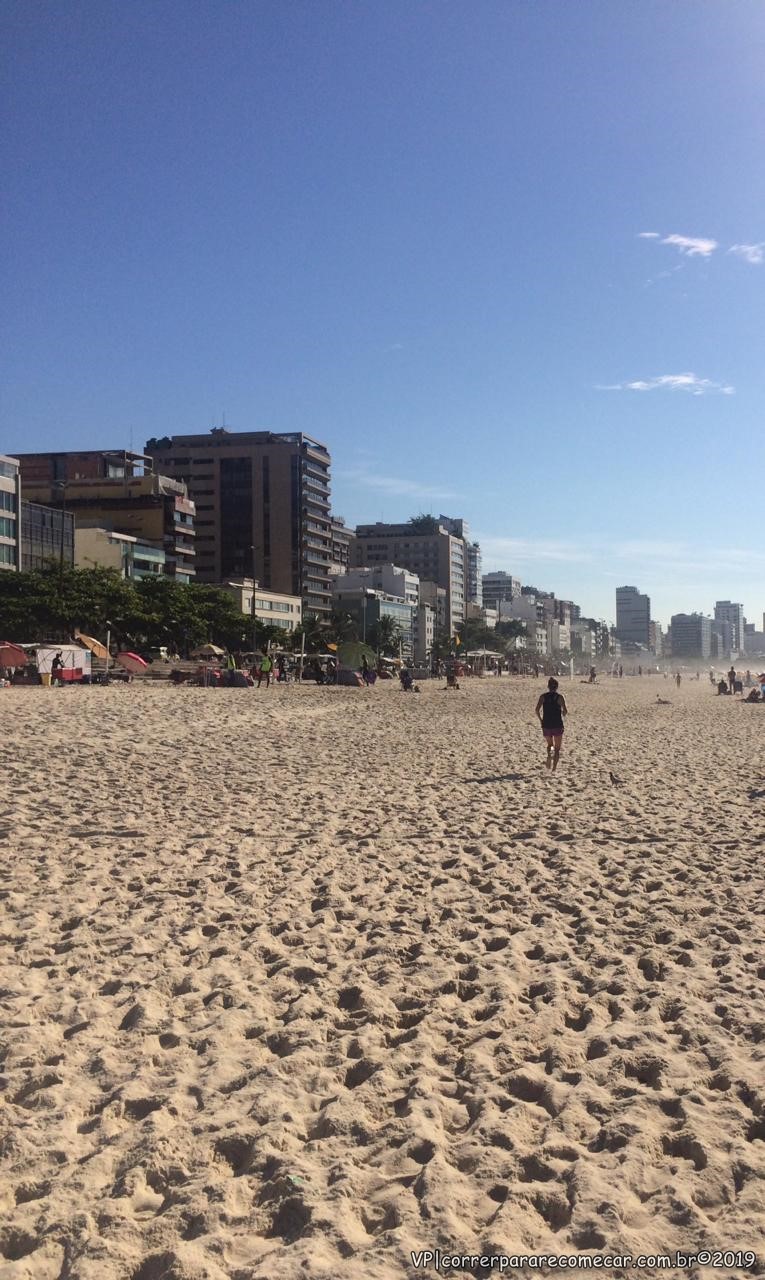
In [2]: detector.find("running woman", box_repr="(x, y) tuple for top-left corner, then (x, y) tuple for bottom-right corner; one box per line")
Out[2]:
(535, 677), (568, 772)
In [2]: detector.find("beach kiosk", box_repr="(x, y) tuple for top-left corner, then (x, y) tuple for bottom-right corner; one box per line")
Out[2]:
(36, 644), (92, 683)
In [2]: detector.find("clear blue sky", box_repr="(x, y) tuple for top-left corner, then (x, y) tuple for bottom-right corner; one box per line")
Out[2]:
(3, 0), (764, 626)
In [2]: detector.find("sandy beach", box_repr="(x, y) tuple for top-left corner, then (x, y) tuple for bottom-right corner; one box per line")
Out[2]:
(1, 676), (763, 1280)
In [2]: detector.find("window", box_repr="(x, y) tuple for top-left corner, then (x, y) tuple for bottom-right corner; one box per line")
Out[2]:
(0, 491), (16, 512)
(0, 517), (15, 537)
(0, 544), (15, 564)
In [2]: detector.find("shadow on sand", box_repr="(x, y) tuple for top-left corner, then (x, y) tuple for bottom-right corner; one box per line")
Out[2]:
(462, 773), (525, 784)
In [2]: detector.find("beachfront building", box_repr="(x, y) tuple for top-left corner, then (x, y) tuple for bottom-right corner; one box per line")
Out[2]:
(547, 620), (570, 654)
(439, 519), (481, 606)
(648, 621), (663, 657)
(714, 601), (745, 656)
(332, 584), (415, 660)
(743, 623), (765, 656)
(354, 518), (466, 635)
(17, 450), (196, 583)
(413, 601), (435, 666)
(218, 578), (302, 634)
(21, 501), (75, 572)
(497, 597), (548, 653)
(334, 564), (420, 607)
(615, 586), (651, 647)
(0, 455), (22, 571)
(329, 516), (355, 578)
(710, 619), (735, 660)
(74, 526), (166, 579)
(670, 612), (712, 659)
(146, 429), (332, 618)
(418, 579), (448, 634)
(482, 571), (521, 612)
(570, 621), (596, 659)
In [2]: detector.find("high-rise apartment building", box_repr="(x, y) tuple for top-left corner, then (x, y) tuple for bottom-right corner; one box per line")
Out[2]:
(670, 613), (711, 659)
(0, 455), (21, 571)
(354, 519), (466, 633)
(713, 601), (745, 655)
(146, 430), (332, 616)
(482, 571), (521, 612)
(439, 516), (482, 606)
(615, 585), (651, 647)
(329, 516), (356, 577)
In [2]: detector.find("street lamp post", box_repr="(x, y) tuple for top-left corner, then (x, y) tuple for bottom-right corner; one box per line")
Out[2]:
(250, 545), (259, 657)
(55, 481), (68, 598)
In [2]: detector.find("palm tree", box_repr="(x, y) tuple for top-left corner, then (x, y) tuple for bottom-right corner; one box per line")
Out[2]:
(328, 609), (359, 644)
(367, 614), (401, 656)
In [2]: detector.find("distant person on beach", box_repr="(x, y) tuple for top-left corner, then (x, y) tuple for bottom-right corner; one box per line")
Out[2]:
(728, 666), (736, 694)
(676, 672), (681, 688)
(536, 677), (568, 772)
(257, 654), (273, 688)
(589, 666), (596, 683)
(51, 652), (64, 686)
(276, 654), (287, 682)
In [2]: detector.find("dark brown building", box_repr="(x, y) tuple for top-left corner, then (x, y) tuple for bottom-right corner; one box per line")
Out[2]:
(145, 429), (333, 616)
(16, 450), (196, 582)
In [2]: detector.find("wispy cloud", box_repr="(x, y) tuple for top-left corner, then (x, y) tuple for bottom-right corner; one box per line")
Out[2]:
(612, 539), (765, 578)
(728, 242), (764, 265)
(640, 230), (764, 264)
(337, 467), (458, 502)
(475, 535), (593, 566)
(597, 373), (734, 396)
(660, 233), (718, 258)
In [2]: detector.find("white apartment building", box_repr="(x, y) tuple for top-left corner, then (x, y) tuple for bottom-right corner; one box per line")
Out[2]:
(220, 578), (302, 632)
(333, 563), (420, 607)
(0, 455), (21, 571)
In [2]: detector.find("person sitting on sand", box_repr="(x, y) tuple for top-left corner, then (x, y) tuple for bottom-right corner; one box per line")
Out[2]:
(743, 687), (761, 703)
(717, 679), (729, 695)
(536, 677), (568, 772)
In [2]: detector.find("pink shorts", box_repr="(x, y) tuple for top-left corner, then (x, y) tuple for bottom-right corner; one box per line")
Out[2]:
(542, 727), (564, 739)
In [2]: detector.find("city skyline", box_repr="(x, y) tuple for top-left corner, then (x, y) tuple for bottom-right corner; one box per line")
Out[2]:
(3, 2), (763, 624)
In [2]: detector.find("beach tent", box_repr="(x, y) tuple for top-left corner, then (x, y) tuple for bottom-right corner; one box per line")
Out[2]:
(0, 642), (28, 669)
(37, 645), (92, 681)
(115, 652), (149, 675)
(191, 643), (225, 658)
(335, 667), (364, 687)
(337, 640), (376, 670)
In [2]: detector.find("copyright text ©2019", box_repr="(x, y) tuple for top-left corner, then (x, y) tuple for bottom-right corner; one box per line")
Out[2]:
(410, 1251), (758, 1272)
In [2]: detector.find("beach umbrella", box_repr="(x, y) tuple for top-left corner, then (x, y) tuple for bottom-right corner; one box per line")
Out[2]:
(74, 632), (109, 661)
(115, 651), (149, 675)
(0, 641), (28, 669)
(190, 643), (226, 658)
(337, 640), (376, 670)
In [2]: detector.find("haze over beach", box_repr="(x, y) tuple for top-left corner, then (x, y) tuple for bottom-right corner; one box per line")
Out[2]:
(2, 4), (765, 1280)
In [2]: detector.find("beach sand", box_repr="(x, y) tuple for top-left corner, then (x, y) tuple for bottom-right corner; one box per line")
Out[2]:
(1, 677), (763, 1279)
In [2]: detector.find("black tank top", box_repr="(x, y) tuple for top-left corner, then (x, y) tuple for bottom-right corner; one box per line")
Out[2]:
(541, 690), (563, 730)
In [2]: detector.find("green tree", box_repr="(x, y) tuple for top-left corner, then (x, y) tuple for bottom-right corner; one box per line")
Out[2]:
(367, 614), (401, 656)
(327, 609), (359, 644)
(407, 512), (439, 534)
